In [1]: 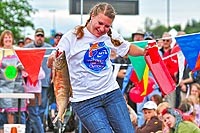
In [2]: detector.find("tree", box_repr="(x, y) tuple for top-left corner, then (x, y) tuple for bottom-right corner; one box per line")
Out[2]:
(143, 18), (168, 39)
(0, 0), (36, 43)
(144, 17), (153, 31)
(184, 19), (200, 34)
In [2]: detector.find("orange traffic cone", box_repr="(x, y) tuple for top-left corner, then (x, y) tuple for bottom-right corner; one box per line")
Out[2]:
(10, 127), (17, 133)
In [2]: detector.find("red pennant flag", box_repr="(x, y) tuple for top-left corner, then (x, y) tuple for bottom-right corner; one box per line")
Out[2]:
(130, 69), (139, 83)
(15, 49), (46, 85)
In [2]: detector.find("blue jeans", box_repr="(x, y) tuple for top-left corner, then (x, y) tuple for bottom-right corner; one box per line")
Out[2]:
(26, 106), (44, 133)
(26, 96), (44, 133)
(39, 87), (49, 122)
(71, 89), (134, 133)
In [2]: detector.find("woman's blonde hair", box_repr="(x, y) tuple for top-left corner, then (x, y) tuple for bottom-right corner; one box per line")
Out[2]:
(74, 2), (122, 46)
(0, 30), (14, 47)
(157, 102), (170, 114)
(191, 82), (200, 91)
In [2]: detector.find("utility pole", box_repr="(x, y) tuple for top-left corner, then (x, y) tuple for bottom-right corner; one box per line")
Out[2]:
(49, 9), (56, 31)
(167, 0), (170, 28)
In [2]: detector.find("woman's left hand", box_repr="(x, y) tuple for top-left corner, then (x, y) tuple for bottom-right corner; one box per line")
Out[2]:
(143, 45), (149, 56)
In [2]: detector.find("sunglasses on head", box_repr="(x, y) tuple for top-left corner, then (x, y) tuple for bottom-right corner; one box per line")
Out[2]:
(36, 34), (44, 37)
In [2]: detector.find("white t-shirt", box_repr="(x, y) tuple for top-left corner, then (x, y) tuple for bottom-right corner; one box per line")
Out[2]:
(57, 28), (131, 102)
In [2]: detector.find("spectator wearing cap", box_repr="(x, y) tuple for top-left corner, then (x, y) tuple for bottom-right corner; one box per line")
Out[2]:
(144, 31), (155, 40)
(17, 39), (25, 47)
(133, 101), (162, 133)
(24, 28), (52, 129)
(132, 29), (144, 41)
(53, 32), (63, 47)
(136, 76), (161, 127)
(24, 36), (33, 46)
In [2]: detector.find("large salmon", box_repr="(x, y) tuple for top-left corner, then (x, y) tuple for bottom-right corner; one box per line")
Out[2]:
(52, 50), (72, 123)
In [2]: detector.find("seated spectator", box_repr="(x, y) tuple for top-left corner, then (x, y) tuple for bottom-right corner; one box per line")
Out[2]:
(157, 102), (170, 120)
(179, 102), (197, 125)
(161, 107), (200, 133)
(133, 101), (162, 133)
(190, 83), (200, 99)
(157, 102), (170, 133)
(185, 94), (200, 127)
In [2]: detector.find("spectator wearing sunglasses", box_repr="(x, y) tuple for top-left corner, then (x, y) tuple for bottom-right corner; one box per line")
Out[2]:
(159, 32), (178, 108)
(53, 32), (63, 47)
(159, 32), (172, 57)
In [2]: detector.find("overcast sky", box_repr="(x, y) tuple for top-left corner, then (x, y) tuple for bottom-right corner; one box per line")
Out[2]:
(26, 0), (200, 38)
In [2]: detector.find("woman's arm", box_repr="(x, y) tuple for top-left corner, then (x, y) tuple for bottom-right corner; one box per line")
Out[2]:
(128, 44), (145, 56)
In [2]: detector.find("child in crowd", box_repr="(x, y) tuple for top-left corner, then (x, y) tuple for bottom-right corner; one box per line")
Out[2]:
(157, 102), (170, 133)
(133, 101), (162, 133)
(157, 102), (170, 120)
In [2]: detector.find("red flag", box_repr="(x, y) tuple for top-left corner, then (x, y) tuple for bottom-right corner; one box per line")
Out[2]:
(145, 42), (176, 95)
(15, 49), (46, 85)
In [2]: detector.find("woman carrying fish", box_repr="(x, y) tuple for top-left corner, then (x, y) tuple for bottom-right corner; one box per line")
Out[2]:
(47, 2), (146, 133)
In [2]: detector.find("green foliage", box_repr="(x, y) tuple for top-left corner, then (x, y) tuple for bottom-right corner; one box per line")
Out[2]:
(171, 24), (181, 32)
(0, 0), (36, 43)
(184, 19), (200, 34)
(144, 17), (168, 39)
(144, 17), (153, 31)
(142, 17), (200, 39)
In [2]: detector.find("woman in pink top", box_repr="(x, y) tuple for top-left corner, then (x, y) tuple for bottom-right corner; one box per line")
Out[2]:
(23, 67), (45, 133)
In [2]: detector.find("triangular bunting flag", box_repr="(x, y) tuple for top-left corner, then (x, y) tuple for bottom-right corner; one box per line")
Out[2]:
(175, 33), (200, 71)
(15, 49), (46, 85)
(141, 64), (149, 96)
(128, 41), (148, 81)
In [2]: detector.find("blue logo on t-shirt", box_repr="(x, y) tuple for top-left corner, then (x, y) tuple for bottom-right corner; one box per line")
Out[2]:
(83, 42), (109, 73)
